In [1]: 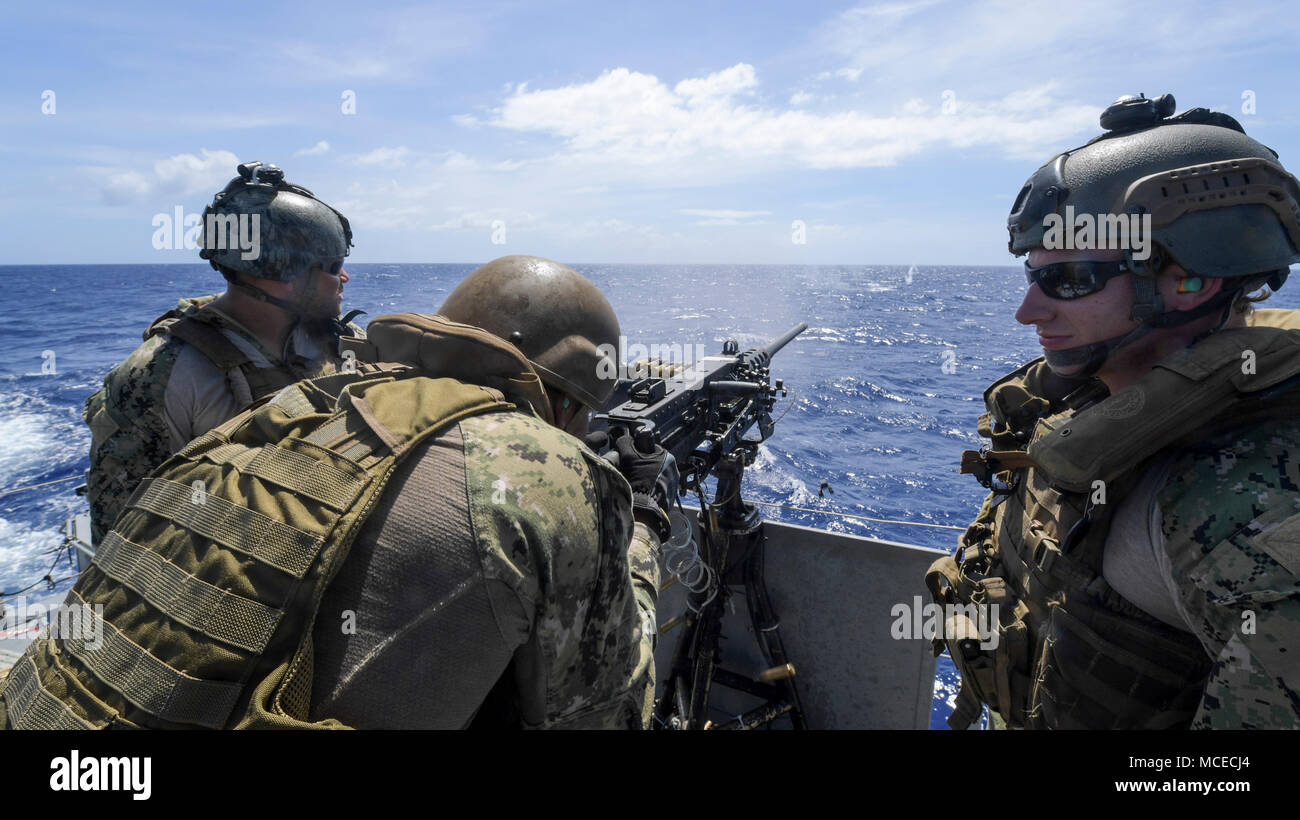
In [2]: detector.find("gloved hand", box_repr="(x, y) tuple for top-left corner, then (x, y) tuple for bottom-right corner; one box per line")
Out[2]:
(587, 428), (679, 541)
(611, 428), (679, 513)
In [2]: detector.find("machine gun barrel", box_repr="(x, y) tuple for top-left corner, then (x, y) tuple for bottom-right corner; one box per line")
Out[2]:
(760, 322), (808, 360)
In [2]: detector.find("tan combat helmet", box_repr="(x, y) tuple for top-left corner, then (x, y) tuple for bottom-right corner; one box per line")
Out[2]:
(438, 255), (621, 410)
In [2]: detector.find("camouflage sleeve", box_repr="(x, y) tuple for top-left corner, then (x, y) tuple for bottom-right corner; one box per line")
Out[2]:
(628, 520), (663, 636)
(83, 335), (185, 543)
(1157, 421), (1300, 729)
(460, 412), (658, 729)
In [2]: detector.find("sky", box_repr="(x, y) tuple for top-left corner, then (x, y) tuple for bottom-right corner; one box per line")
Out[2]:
(3, 0), (1299, 266)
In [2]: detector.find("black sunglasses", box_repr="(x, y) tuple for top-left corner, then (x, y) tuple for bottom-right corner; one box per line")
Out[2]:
(1024, 259), (1131, 300)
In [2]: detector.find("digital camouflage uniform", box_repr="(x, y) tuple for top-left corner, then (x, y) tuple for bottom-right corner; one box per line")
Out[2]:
(83, 294), (350, 543)
(1157, 420), (1300, 728)
(306, 313), (659, 728)
(310, 404), (660, 729)
(0, 313), (657, 730)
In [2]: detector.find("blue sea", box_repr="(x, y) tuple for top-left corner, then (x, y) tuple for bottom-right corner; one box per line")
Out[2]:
(5, 263), (1298, 728)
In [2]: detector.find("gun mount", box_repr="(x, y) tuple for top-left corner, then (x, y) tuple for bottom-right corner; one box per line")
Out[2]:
(591, 323), (808, 730)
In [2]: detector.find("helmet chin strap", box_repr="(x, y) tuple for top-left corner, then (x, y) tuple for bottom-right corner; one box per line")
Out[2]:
(223, 268), (364, 358)
(230, 277), (307, 317)
(1043, 323), (1153, 378)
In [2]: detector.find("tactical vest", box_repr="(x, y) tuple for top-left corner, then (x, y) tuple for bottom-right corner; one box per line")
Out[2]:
(81, 296), (357, 544)
(146, 295), (333, 406)
(930, 325), (1300, 729)
(1, 315), (535, 729)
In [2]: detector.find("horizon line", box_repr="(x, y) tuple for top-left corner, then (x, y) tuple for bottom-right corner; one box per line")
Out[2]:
(0, 260), (1024, 269)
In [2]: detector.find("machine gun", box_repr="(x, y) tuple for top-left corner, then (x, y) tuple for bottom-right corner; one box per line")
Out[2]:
(590, 322), (808, 730)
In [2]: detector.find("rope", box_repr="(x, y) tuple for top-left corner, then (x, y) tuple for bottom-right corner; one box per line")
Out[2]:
(0, 545), (75, 601)
(0, 475), (81, 499)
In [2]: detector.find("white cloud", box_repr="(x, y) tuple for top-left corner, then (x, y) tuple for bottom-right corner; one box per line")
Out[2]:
(280, 44), (393, 80)
(789, 91), (814, 106)
(481, 65), (1098, 178)
(693, 218), (772, 226)
(673, 63), (758, 107)
(439, 151), (524, 172)
(442, 151), (478, 171)
(294, 140), (331, 157)
(100, 148), (240, 205)
(353, 146), (411, 167)
(565, 218), (685, 246)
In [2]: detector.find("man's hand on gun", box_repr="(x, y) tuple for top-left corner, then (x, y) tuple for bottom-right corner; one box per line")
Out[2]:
(587, 428), (679, 541)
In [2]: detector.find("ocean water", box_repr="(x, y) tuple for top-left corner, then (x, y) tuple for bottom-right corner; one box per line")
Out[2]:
(4, 263), (1297, 727)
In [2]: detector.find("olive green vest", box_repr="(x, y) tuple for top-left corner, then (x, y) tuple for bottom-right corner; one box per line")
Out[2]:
(930, 325), (1300, 729)
(147, 295), (333, 406)
(1, 318), (518, 729)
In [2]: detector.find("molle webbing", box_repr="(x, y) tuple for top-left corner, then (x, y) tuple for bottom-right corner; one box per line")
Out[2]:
(56, 589), (243, 728)
(129, 477), (325, 578)
(92, 530), (283, 654)
(1, 373), (511, 730)
(3, 655), (100, 730)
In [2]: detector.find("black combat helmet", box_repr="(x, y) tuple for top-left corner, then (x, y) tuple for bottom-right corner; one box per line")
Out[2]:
(1009, 93), (1300, 282)
(200, 161), (353, 282)
(1007, 93), (1300, 375)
